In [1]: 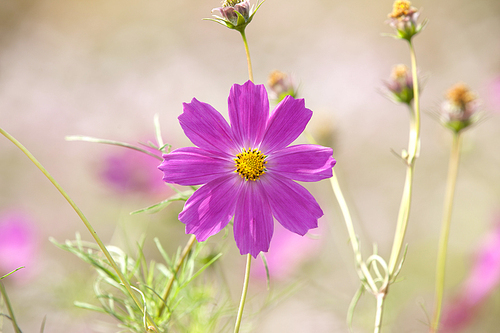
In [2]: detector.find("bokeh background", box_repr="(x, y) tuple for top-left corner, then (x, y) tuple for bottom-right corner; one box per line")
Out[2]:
(0, 0), (499, 332)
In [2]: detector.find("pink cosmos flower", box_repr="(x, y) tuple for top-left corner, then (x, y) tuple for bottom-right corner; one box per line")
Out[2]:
(487, 76), (500, 111)
(100, 144), (166, 197)
(158, 81), (335, 257)
(0, 211), (38, 281)
(252, 222), (323, 280)
(441, 221), (500, 331)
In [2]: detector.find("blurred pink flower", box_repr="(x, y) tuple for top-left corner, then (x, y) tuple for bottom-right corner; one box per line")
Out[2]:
(487, 76), (500, 111)
(251, 222), (323, 281)
(0, 211), (38, 281)
(441, 220), (500, 331)
(99, 145), (167, 197)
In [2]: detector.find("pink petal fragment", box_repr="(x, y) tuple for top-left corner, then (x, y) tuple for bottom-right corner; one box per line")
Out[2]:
(233, 181), (274, 257)
(228, 81), (269, 148)
(159, 147), (233, 186)
(261, 96), (312, 153)
(179, 174), (242, 242)
(267, 144), (335, 182)
(180, 98), (237, 155)
(260, 173), (322, 235)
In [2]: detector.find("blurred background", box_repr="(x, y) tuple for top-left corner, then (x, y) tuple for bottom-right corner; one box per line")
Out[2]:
(0, 0), (499, 332)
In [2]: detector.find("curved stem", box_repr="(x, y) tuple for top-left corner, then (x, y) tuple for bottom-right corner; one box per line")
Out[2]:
(240, 30), (254, 82)
(0, 282), (22, 333)
(0, 128), (159, 332)
(157, 234), (197, 318)
(65, 135), (163, 161)
(387, 40), (421, 278)
(234, 254), (252, 333)
(430, 132), (462, 332)
(330, 171), (378, 293)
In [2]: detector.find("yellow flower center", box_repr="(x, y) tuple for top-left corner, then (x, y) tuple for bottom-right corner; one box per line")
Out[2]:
(234, 148), (267, 181)
(390, 0), (412, 18)
(391, 64), (409, 80)
(222, 0), (242, 7)
(446, 83), (476, 108)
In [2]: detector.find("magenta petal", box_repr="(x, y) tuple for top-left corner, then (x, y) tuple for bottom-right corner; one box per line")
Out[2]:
(267, 145), (335, 182)
(228, 81), (269, 148)
(261, 173), (322, 235)
(159, 147), (233, 186)
(261, 96), (312, 153)
(233, 182), (274, 257)
(180, 98), (237, 155)
(179, 174), (242, 242)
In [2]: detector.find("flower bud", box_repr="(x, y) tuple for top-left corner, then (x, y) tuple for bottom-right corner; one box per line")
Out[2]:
(209, 0), (264, 33)
(440, 83), (479, 132)
(267, 70), (297, 102)
(386, 0), (426, 41)
(384, 64), (414, 105)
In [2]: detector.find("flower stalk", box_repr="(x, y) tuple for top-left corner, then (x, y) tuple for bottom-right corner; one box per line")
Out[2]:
(234, 254), (252, 333)
(387, 40), (421, 279)
(0, 282), (22, 333)
(329, 172), (378, 294)
(334, 35), (422, 333)
(430, 131), (463, 332)
(157, 234), (197, 318)
(240, 30), (254, 82)
(0, 127), (160, 332)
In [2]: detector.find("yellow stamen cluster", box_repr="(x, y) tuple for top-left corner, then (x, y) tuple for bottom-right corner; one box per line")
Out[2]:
(268, 70), (287, 88)
(391, 64), (409, 80)
(222, 0), (242, 7)
(234, 148), (267, 181)
(446, 83), (476, 109)
(390, 0), (412, 18)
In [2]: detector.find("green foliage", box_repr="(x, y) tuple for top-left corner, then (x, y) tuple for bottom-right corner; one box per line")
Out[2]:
(51, 235), (231, 333)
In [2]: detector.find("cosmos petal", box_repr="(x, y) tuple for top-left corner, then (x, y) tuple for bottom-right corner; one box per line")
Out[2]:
(159, 147), (234, 186)
(228, 81), (269, 148)
(179, 98), (237, 155)
(260, 173), (322, 235)
(179, 174), (242, 242)
(260, 96), (312, 153)
(233, 181), (274, 257)
(266, 145), (335, 182)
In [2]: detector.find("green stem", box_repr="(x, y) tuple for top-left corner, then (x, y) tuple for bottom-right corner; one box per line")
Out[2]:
(374, 292), (386, 333)
(330, 171), (378, 293)
(234, 254), (252, 333)
(240, 30), (254, 82)
(157, 234), (197, 318)
(430, 132), (462, 332)
(0, 128), (159, 332)
(408, 42), (421, 163)
(387, 40), (421, 278)
(65, 136), (163, 161)
(0, 282), (22, 333)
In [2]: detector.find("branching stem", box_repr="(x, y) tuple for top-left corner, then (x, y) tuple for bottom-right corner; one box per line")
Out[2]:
(387, 40), (421, 278)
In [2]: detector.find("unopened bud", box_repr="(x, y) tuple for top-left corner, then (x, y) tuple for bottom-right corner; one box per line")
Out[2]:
(440, 83), (479, 132)
(384, 64), (414, 105)
(386, 0), (426, 41)
(267, 70), (297, 102)
(209, 0), (264, 33)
